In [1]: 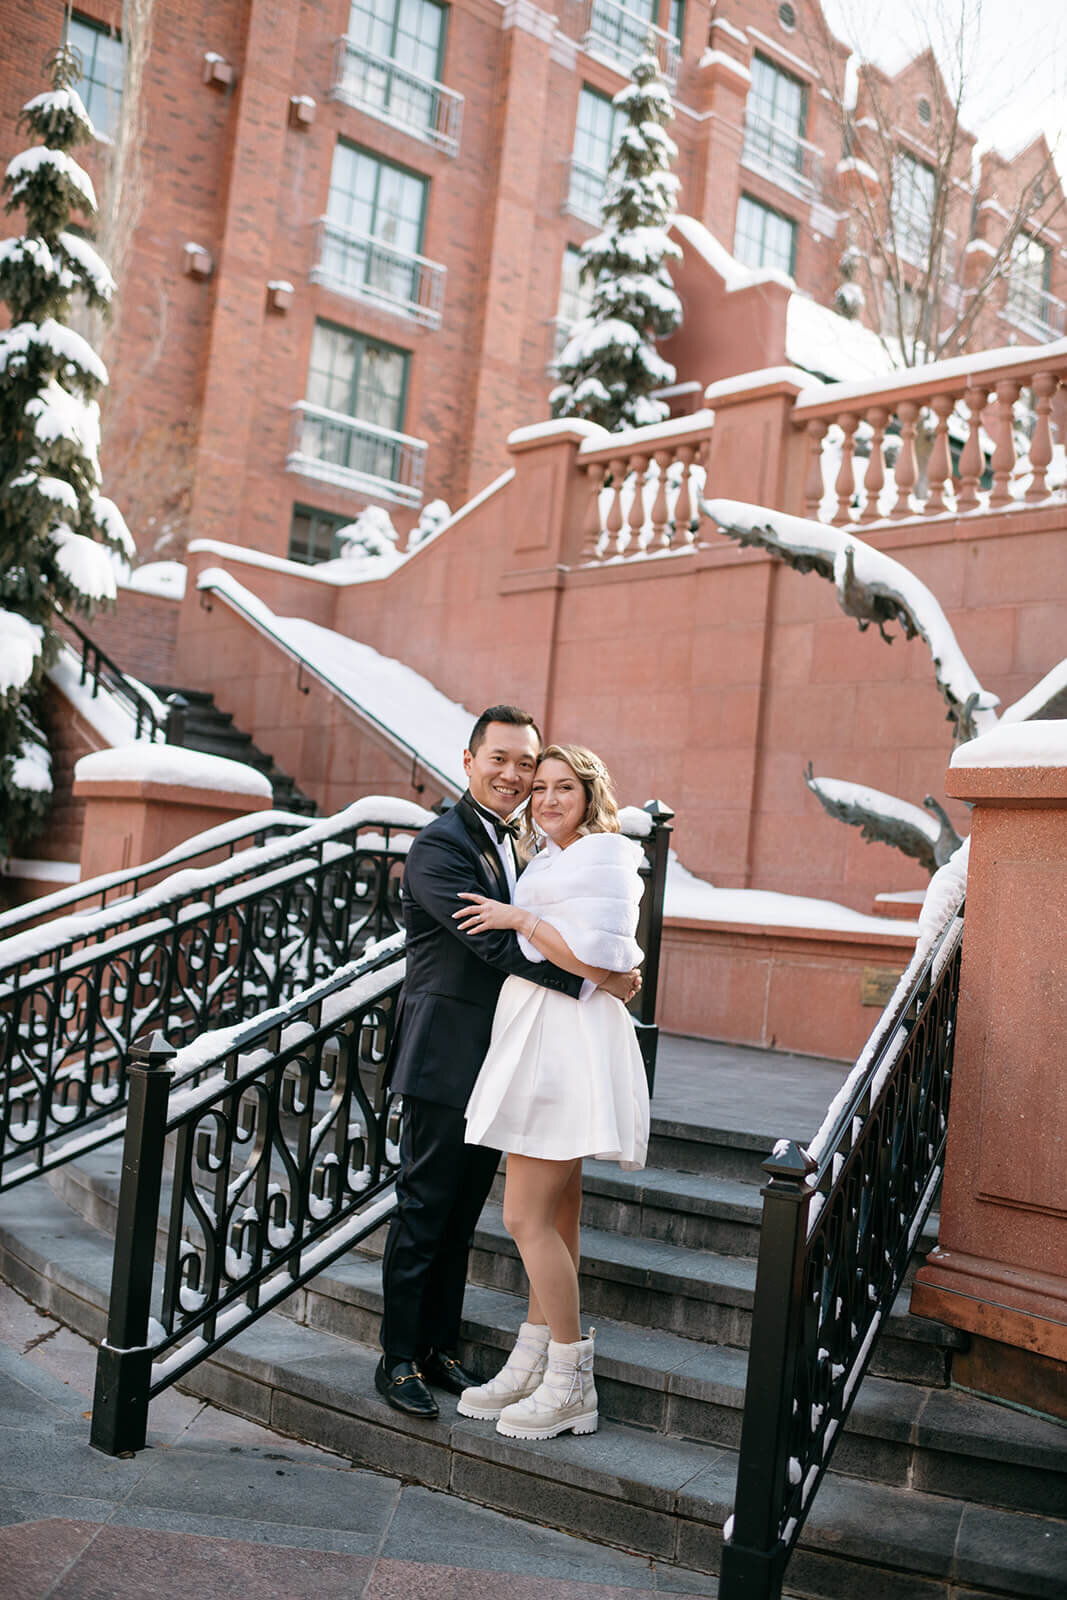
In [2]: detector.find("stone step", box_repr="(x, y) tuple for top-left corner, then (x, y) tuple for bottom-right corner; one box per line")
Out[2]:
(1, 1182), (1063, 1599)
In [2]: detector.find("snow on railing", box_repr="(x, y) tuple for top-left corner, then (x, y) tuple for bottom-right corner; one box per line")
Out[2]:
(793, 337), (1067, 526)
(574, 409), (714, 561)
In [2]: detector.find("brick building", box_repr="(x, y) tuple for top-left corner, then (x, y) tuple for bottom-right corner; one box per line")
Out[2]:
(2, 0), (1064, 567)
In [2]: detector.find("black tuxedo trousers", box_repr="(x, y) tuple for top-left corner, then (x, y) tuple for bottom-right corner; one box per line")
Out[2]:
(379, 1096), (500, 1359)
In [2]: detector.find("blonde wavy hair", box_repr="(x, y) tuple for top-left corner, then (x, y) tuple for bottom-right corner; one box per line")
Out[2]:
(520, 743), (621, 853)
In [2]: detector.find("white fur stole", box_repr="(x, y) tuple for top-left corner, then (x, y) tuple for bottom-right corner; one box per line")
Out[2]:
(515, 832), (645, 972)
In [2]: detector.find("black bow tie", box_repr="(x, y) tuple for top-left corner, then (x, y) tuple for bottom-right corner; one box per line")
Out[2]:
(468, 796), (521, 844)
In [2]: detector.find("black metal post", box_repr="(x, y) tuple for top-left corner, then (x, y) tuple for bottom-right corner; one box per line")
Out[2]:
(90, 1031), (176, 1455)
(719, 1141), (817, 1600)
(165, 693), (189, 747)
(632, 799), (673, 1096)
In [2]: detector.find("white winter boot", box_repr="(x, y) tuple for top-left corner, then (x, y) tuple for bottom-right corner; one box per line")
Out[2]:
(495, 1331), (598, 1440)
(456, 1322), (551, 1421)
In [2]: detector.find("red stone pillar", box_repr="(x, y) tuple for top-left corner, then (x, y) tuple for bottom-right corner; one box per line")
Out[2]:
(911, 724), (1067, 1418)
(74, 747), (272, 882)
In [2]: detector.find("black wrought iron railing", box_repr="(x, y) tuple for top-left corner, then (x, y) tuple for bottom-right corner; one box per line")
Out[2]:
(90, 940), (407, 1454)
(0, 805), (429, 1191)
(0, 811), (309, 939)
(719, 898), (966, 1600)
(58, 612), (169, 743)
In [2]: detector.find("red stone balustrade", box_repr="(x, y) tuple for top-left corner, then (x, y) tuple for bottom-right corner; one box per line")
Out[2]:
(793, 340), (1067, 526)
(575, 410), (714, 562)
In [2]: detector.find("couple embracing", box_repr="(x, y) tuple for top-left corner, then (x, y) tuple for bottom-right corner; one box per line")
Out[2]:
(375, 704), (650, 1441)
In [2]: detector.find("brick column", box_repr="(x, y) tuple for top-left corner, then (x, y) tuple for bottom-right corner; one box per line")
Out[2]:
(188, 0), (303, 547)
(464, 0), (557, 490)
(693, 24), (752, 245)
(911, 724), (1067, 1418)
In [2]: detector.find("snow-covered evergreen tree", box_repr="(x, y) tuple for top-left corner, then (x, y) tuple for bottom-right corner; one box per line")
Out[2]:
(0, 45), (133, 852)
(550, 50), (682, 431)
(335, 504), (399, 559)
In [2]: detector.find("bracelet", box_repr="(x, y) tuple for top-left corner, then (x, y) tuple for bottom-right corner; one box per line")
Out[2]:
(528, 916), (542, 940)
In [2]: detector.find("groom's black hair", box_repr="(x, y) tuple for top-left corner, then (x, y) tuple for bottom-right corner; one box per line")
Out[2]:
(468, 704), (542, 754)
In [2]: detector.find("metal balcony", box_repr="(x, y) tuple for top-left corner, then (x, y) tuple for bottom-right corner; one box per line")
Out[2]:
(330, 37), (463, 156)
(740, 108), (822, 198)
(310, 218), (446, 328)
(581, 0), (680, 86)
(287, 402), (427, 507)
(1003, 280), (1067, 342)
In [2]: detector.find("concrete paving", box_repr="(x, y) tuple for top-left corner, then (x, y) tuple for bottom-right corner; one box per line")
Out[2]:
(653, 1032), (847, 1142)
(0, 1281), (718, 1599)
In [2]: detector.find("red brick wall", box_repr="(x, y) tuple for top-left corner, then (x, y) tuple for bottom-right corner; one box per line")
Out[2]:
(72, 590), (181, 687)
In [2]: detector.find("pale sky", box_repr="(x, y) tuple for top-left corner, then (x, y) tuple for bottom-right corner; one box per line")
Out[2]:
(819, 0), (1067, 174)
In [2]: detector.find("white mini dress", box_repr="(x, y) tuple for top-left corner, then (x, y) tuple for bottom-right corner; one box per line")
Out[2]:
(464, 832), (650, 1170)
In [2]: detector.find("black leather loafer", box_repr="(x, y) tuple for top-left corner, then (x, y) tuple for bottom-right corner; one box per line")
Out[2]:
(421, 1349), (480, 1396)
(374, 1356), (439, 1418)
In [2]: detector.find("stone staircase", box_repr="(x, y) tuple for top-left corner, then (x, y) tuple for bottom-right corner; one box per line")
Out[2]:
(148, 684), (318, 815)
(1, 1038), (1064, 1598)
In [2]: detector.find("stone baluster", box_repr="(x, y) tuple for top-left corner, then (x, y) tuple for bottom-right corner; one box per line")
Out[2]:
(990, 380), (1020, 508)
(579, 460), (606, 562)
(956, 386), (987, 511)
(1025, 372), (1057, 503)
(1051, 381), (1067, 450)
(925, 394), (955, 515)
(832, 413), (859, 525)
(674, 444), (696, 545)
(890, 400), (919, 518)
(803, 419), (829, 518)
(626, 453), (649, 556)
(859, 407), (888, 523)
(603, 457), (628, 559)
(649, 450), (672, 550)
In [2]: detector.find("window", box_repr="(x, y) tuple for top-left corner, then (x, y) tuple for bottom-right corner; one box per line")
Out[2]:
(1006, 235), (1056, 335)
(66, 13), (123, 139)
(566, 87), (624, 223)
(551, 246), (596, 366)
(350, 0), (446, 81)
(744, 53), (808, 182)
(892, 152), (936, 263)
(734, 194), (797, 275)
(288, 505), (353, 565)
(307, 322), (408, 430)
(320, 142), (429, 312)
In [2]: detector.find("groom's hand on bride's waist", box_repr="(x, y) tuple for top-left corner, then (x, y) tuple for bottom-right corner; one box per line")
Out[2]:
(598, 968), (642, 1003)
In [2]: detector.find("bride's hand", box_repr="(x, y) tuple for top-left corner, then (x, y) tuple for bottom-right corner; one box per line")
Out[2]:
(453, 892), (523, 934)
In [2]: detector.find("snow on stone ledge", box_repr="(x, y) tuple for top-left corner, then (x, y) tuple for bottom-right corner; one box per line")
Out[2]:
(75, 744), (273, 797)
(950, 720), (1067, 770)
(664, 853), (917, 937)
(121, 561), (187, 599)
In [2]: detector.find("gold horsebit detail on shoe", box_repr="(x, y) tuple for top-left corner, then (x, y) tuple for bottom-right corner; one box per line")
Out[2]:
(394, 1368), (426, 1383)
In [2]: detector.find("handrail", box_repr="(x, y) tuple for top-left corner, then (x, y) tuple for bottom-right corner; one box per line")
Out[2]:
(0, 803), (430, 1192)
(0, 809), (308, 938)
(58, 612), (169, 742)
(792, 333), (1067, 415)
(197, 574), (463, 802)
(719, 885), (966, 1600)
(90, 940), (408, 1454)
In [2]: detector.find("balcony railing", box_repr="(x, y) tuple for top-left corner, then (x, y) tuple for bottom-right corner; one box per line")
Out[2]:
(287, 402), (427, 507)
(581, 0), (680, 86)
(562, 156), (607, 226)
(310, 218), (446, 328)
(1003, 279), (1067, 342)
(741, 109), (822, 197)
(330, 37), (463, 157)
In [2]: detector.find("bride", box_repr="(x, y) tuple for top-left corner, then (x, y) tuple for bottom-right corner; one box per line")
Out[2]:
(450, 743), (650, 1441)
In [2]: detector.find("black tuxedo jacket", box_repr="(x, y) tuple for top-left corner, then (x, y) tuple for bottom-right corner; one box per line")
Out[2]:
(388, 796), (583, 1110)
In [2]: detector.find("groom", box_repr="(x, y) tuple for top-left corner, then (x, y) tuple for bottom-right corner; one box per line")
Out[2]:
(375, 705), (639, 1418)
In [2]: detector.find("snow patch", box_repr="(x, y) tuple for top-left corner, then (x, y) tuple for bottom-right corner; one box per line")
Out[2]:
(950, 720), (1067, 769)
(0, 613), (44, 696)
(75, 744), (273, 797)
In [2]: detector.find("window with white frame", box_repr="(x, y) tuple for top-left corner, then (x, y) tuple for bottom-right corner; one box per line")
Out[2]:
(552, 245), (596, 364)
(319, 142), (429, 312)
(1006, 234), (1055, 334)
(743, 53), (808, 183)
(734, 194), (797, 275)
(567, 87), (624, 224)
(66, 13), (123, 139)
(891, 152), (936, 263)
